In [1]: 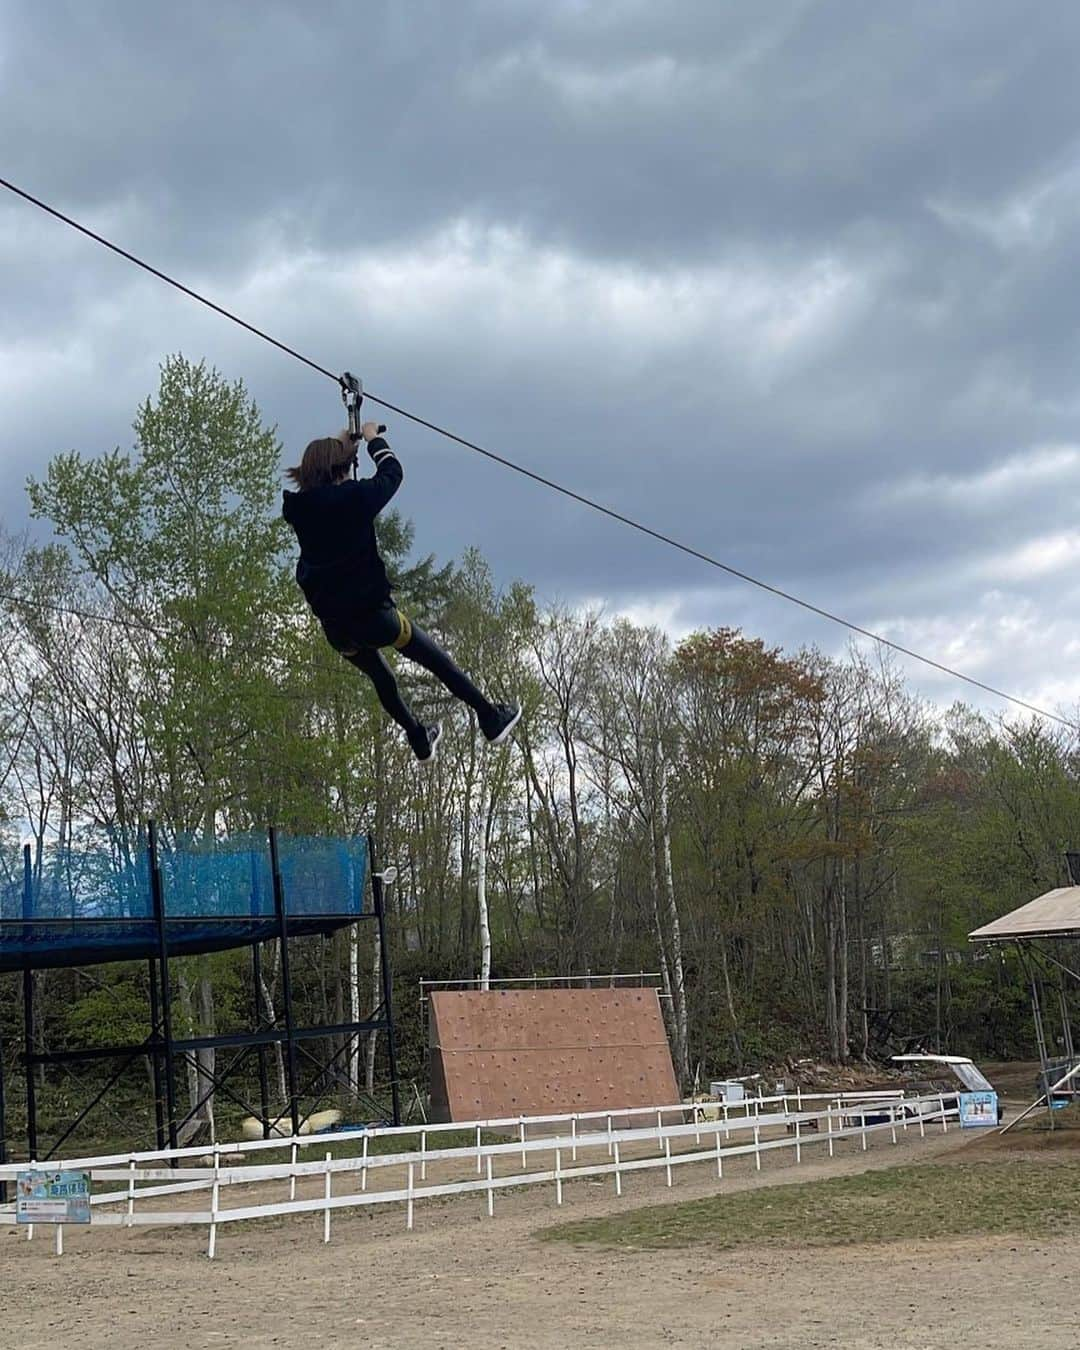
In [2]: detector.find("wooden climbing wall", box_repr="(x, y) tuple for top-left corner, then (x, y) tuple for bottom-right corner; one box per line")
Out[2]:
(427, 988), (679, 1122)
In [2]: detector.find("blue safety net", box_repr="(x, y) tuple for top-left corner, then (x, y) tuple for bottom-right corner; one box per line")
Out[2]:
(0, 830), (368, 971)
(0, 833), (152, 921)
(158, 833), (274, 919)
(275, 835), (368, 917)
(0, 841), (23, 917)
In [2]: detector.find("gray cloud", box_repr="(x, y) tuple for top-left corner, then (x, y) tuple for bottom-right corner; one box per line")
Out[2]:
(3, 0), (1080, 716)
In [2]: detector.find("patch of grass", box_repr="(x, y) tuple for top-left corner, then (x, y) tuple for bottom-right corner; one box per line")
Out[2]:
(540, 1161), (1080, 1251)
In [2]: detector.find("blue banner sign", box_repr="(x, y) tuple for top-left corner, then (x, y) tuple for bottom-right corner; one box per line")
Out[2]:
(958, 1091), (998, 1128)
(15, 1170), (91, 1224)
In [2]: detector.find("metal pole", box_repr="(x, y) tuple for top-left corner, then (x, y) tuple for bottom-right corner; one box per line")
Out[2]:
(1021, 944), (1050, 1075)
(252, 942), (271, 1138)
(22, 845), (37, 1160)
(148, 821), (179, 1152)
(249, 847), (271, 1138)
(147, 958), (166, 1150)
(1028, 943), (1080, 987)
(1060, 983), (1076, 1064)
(269, 827), (301, 1138)
(369, 834), (401, 1126)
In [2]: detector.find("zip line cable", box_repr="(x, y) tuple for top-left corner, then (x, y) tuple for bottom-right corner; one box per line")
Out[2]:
(8, 575), (1068, 727)
(1, 174), (1073, 730)
(0, 178), (338, 384)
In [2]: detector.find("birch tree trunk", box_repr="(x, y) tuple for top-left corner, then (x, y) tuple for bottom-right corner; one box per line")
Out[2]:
(180, 859), (217, 1137)
(649, 823), (676, 1045)
(838, 859), (850, 1064)
(659, 764), (690, 1088)
(196, 968), (216, 1138)
(256, 960), (288, 1104)
(477, 757), (492, 991)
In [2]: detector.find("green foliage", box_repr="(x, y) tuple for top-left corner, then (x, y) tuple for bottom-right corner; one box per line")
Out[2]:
(63, 970), (153, 1047)
(26, 354), (305, 833)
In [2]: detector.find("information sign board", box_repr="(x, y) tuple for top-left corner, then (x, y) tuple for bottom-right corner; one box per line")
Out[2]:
(15, 1170), (91, 1224)
(958, 1091), (998, 1127)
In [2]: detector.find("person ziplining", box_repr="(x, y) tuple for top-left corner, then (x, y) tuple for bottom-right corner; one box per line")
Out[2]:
(282, 373), (521, 764)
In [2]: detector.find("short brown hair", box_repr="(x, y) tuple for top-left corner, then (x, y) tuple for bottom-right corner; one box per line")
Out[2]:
(286, 435), (355, 491)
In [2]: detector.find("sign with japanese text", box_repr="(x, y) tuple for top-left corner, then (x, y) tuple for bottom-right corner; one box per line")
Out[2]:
(15, 1170), (91, 1224)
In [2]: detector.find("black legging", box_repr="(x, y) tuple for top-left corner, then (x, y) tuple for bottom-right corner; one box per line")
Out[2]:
(344, 622), (493, 746)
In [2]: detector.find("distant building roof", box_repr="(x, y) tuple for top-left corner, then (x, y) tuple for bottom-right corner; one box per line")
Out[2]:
(969, 887), (1080, 943)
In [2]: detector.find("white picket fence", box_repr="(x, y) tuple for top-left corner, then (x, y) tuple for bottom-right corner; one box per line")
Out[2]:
(0, 1090), (956, 1259)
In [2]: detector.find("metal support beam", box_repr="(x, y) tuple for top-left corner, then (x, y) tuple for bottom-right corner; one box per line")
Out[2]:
(252, 942), (271, 1139)
(269, 827), (301, 1138)
(370, 835), (401, 1127)
(148, 821), (179, 1152)
(1018, 943), (1050, 1074)
(147, 958), (166, 1150)
(24, 1037), (160, 1067)
(1027, 942), (1080, 988)
(44, 1049), (143, 1161)
(0, 825), (401, 1163)
(1060, 984), (1076, 1064)
(23, 1019), (390, 1065)
(173, 1046), (263, 1137)
(171, 1020), (390, 1053)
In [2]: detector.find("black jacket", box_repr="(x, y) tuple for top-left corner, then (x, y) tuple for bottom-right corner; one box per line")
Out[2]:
(282, 438), (403, 622)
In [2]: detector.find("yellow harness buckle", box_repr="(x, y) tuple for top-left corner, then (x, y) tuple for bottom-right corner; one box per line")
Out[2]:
(392, 610), (412, 650)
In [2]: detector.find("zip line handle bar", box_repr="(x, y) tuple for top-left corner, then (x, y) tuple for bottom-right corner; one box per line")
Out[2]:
(340, 371), (386, 439)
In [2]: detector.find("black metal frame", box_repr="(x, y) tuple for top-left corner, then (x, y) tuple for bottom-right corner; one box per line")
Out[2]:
(0, 825), (400, 1166)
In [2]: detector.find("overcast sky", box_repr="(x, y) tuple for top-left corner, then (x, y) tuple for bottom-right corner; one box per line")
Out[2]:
(3, 0), (1080, 719)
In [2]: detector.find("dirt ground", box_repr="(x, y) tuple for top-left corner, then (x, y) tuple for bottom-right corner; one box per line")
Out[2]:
(3, 1116), (1077, 1350)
